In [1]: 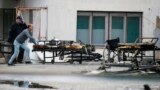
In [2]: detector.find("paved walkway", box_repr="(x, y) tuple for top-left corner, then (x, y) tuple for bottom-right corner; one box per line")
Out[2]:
(0, 60), (160, 90)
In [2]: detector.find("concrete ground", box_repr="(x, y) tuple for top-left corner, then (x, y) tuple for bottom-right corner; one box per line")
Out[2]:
(0, 59), (160, 90)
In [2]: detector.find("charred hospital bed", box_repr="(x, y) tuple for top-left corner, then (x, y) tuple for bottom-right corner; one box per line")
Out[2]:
(102, 37), (160, 70)
(32, 40), (102, 64)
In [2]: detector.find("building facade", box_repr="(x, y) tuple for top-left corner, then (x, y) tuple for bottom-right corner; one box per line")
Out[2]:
(19, 0), (160, 47)
(0, 0), (160, 47)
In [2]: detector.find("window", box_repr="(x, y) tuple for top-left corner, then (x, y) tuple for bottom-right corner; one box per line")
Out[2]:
(127, 16), (140, 43)
(92, 16), (105, 44)
(77, 16), (90, 44)
(110, 13), (141, 43)
(111, 15), (125, 42)
(77, 12), (142, 45)
(77, 12), (108, 45)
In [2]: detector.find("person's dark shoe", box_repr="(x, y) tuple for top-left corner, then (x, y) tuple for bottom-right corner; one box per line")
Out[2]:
(18, 61), (23, 64)
(17, 59), (23, 63)
(25, 61), (32, 64)
(8, 63), (15, 66)
(13, 61), (17, 64)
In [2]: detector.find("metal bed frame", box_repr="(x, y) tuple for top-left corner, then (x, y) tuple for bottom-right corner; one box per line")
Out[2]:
(0, 42), (11, 57)
(102, 37), (160, 70)
(32, 40), (101, 64)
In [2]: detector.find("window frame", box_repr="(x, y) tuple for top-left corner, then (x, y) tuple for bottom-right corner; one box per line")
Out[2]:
(77, 11), (142, 46)
(76, 12), (92, 44)
(109, 13), (126, 42)
(126, 13), (142, 42)
(92, 12), (108, 45)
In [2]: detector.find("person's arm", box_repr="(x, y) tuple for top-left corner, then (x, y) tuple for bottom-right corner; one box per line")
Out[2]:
(21, 22), (28, 30)
(7, 24), (15, 43)
(7, 30), (12, 43)
(25, 30), (37, 45)
(30, 38), (37, 45)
